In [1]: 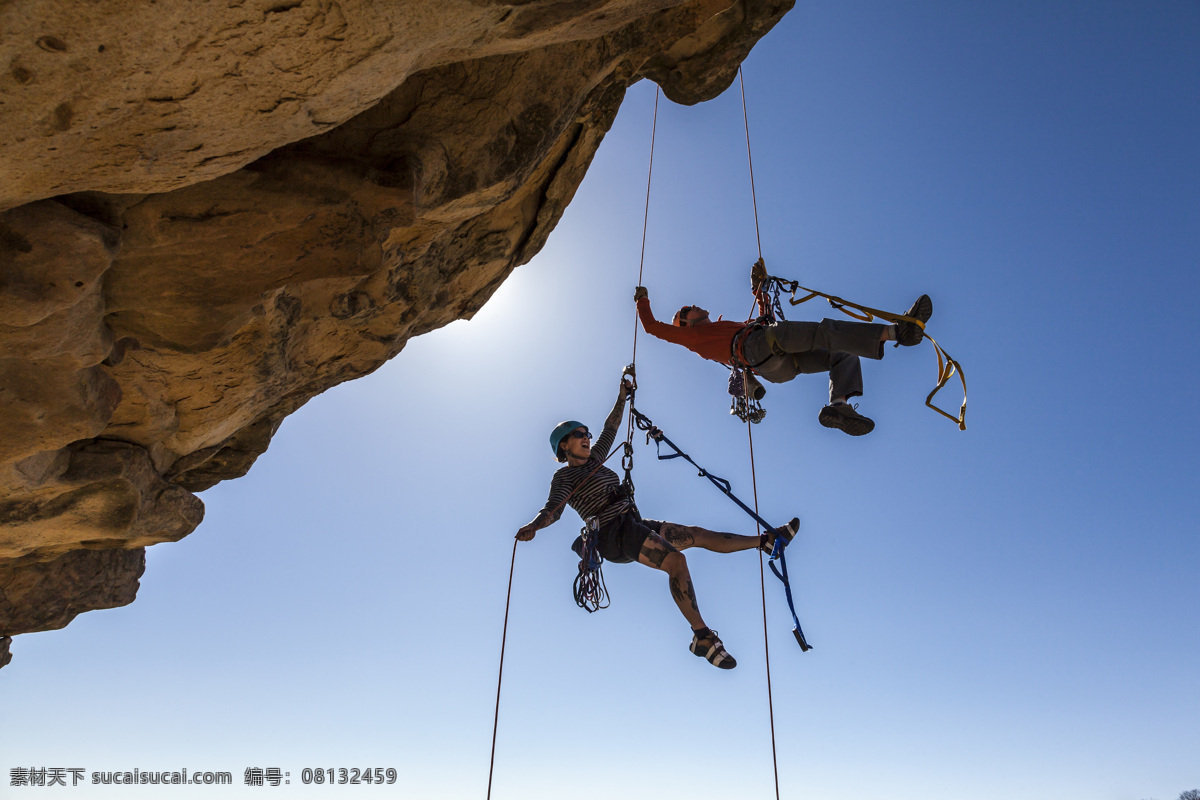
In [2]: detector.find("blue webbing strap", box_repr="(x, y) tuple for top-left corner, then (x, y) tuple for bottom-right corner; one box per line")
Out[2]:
(630, 406), (811, 651)
(768, 539), (812, 651)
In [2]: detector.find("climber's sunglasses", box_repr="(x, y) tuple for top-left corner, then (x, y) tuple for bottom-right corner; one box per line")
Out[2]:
(568, 430), (592, 440)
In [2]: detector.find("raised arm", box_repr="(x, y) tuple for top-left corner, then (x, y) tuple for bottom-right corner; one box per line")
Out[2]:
(591, 369), (632, 461)
(635, 286), (665, 332)
(636, 287), (691, 346)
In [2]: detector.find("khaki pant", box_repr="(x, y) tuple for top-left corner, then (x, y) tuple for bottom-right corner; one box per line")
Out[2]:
(742, 318), (888, 402)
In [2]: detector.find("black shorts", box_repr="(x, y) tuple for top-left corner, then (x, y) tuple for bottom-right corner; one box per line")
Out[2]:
(571, 513), (666, 564)
(596, 513), (664, 564)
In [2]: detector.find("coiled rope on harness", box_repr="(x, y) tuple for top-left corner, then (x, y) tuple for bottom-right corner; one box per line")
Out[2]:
(573, 517), (610, 612)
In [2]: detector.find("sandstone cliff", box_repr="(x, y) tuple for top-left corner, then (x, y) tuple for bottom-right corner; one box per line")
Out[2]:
(0, 0), (791, 651)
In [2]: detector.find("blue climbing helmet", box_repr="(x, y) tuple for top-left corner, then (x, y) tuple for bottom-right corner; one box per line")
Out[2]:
(549, 420), (587, 462)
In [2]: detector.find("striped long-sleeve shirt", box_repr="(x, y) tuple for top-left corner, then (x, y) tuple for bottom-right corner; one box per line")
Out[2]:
(532, 394), (632, 530)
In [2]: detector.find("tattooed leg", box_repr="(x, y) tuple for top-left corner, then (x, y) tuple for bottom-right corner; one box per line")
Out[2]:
(659, 522), (696, 549)
(660, 521), (760, 554)
(670, 574), (700, 617)
(638, 534), (675, 568)
(638, 534), (705, 630)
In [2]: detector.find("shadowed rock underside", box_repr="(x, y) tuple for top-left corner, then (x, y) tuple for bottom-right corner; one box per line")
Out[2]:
(0, 0), (793, 655)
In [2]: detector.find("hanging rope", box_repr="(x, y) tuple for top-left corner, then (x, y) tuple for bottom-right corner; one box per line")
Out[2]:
(487, 423), (629, 797)
(738, 67), (763, 260)
(746, 420), (781, 800)
(739, 65), (783, 800)
(729, 64), (768, 427)
(630, 86), (659, 376)
(486, 538), (518, 800)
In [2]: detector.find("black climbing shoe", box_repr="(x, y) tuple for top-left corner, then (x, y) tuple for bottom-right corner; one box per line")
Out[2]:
(819, 403), (875, 436)
(690, 629), (737, 670)
(762, 517), (800, 553)
(895, 294), (933, 346)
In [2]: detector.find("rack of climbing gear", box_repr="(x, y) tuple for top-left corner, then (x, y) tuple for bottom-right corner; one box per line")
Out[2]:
(749, 259), (968, 430)
(628, 403), (812, 651)
(728, 365), (767, 424)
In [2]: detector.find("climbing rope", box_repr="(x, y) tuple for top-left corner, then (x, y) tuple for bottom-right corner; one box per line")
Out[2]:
(628, 76), (791, 800)
(745, 420), (781, 800)
(739, 66), (786, 800)
(726, 65), (768, 428)
(630, 86), (660, 375)
(624, 83), (659, 459)
(487, 427), (628, 797)
(738, 67), (764, 261)
(486, 538), (518, 800)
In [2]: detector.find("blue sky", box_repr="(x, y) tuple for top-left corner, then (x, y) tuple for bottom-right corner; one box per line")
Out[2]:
(3, 3), (1198, 799)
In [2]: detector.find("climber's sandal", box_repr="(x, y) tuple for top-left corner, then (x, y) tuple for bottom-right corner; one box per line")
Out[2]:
(690, 628), (737, 670)
(761, 517), (800, 554)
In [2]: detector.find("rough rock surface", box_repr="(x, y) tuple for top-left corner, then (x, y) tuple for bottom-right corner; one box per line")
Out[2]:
(0, 0), (792, 649)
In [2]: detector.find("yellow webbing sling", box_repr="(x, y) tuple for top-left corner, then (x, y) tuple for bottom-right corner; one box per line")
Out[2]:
(750, 268), (967, 431)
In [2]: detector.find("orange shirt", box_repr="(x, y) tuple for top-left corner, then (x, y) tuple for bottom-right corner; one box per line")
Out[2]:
(636, 298), (745, 365)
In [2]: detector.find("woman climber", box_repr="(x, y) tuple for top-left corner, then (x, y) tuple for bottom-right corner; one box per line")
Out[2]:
(633, 285), (933, 436)
(516, 368), (798, 670)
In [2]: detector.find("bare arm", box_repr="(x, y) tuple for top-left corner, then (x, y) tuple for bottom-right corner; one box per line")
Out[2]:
(592, 370), (631, 461)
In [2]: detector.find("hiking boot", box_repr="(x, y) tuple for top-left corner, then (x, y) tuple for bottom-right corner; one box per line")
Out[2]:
(895, 294), (933, 346)
(762, 517), (800, 554)
(690, 628), (737, 670)
(819, 403), (875, 436)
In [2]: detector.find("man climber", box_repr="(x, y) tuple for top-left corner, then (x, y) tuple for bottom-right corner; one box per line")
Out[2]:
(633, 286), (933, 436)
(516, 368), (798, 670)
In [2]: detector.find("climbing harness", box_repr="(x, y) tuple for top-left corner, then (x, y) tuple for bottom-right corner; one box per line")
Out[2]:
(751, 266), (968, 430)
(628, 403), (812, 651)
